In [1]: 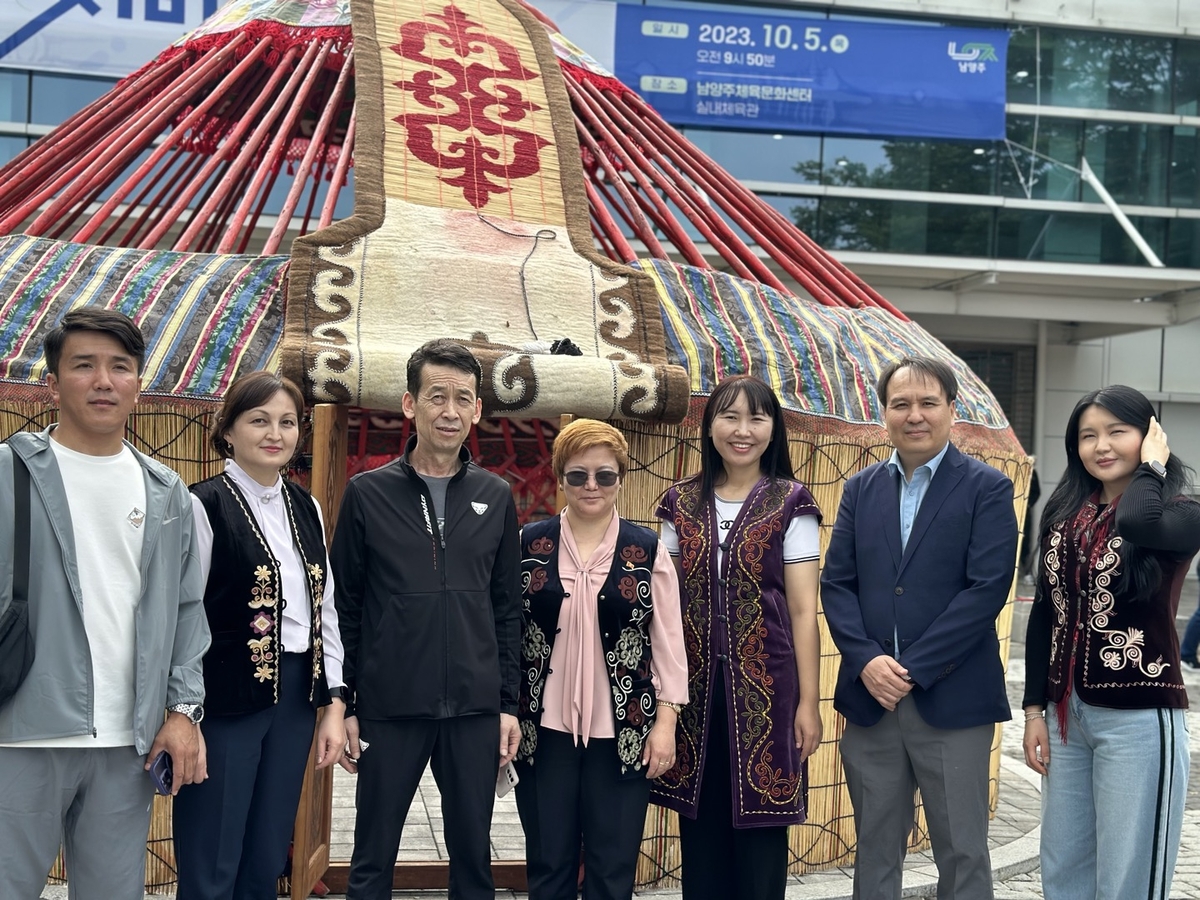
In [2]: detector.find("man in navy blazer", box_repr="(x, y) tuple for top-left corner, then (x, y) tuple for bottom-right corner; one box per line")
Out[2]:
(822, 356), (1017, 900)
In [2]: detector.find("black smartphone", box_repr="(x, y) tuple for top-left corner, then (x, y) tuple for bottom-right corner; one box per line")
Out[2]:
(149, 749), (173, 795)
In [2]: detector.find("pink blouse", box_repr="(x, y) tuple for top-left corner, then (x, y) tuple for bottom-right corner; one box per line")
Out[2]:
(539, 510), (689, 745)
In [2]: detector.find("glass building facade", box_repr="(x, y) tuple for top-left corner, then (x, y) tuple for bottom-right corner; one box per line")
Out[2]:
(1, 10), (1197, 266)
(668, 17), (1200, 268)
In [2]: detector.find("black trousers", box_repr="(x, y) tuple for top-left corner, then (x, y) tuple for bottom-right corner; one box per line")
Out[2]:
(174, 653), (318, 900)
(678, 674), (790, 900)
(347, 713), (500, 900)
(514, 727), (651, 900)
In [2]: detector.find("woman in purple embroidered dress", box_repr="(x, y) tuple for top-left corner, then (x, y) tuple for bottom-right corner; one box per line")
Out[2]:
(1023, 385), (1200, 900)
(653, 375), (822, 900)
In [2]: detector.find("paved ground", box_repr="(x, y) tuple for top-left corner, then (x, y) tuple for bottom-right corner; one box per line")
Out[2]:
(40, 577), (1200, 898)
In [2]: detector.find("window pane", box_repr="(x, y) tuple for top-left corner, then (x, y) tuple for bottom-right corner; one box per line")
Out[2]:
(684, 128), (821, 184)
(1171, 126), (1200, 208)
(1174, 39), (1200, 117)
(0, 135), (29, 166)
(1082, 122), (1169, 207)
(997, 210), (1165, 265)
(1007, 27), (1172, 114)
(30, 73), (116, 125)
(0, 69), (28, 122)
(1000, 117), (1082, 201)
(822, 137), (995, 194)
(813, 199), (991, 256)
(1166, 220), (1200, 268)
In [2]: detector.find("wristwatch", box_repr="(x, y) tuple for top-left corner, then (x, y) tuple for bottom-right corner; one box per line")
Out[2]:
(1147, 460), (1167, 478)
(168, 703), (204, 725)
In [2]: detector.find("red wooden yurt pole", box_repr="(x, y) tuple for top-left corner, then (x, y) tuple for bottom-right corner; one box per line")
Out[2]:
(0, 59), (189, 234)
(626, 96), (905, 316)
(570, 114), (667, 257)
(261, 47), (354, 254)
(111, 147), (209, 247)
(23, 42), (250, 239)
(622, 96), (850, 308)
(576, 79), (786, 289)
(563, 81), (706, 267)
(0, 55), (189, 220)
(136, 43), (302, 250)
(71, 36), (272, 245)
(583, 177), (637, 263)
(205, 39), (333, 253)
(317, 106), (356, 230)
(591, 175), (644, 247)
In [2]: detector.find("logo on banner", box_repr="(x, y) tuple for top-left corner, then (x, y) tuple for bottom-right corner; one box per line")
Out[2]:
(947, 41), (998, 74)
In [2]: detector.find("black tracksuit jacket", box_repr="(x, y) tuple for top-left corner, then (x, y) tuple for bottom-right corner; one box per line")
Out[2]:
(330, 441), (521, 719)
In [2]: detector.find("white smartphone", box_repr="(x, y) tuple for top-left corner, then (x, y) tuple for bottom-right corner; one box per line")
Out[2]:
(496, 761), (519, 798)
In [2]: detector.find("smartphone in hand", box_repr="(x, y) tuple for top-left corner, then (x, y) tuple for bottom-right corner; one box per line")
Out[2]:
(149, 750), (173, 795)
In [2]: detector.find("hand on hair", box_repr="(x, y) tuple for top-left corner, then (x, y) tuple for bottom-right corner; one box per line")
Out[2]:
(1141, 416), (1170, 467)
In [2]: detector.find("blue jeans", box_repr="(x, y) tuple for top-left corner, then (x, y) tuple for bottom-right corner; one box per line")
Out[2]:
(1041, 694), (1188, 900)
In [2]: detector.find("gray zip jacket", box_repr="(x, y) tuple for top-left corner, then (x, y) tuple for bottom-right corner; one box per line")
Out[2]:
(0, 427), (210, 754)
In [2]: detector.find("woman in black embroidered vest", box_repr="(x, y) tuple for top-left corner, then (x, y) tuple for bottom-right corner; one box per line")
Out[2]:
(515, 419), (688, 900)
(174, 372), (347, 900)
(653, 375), (823, 900)
(1023, 385), (1200, 900)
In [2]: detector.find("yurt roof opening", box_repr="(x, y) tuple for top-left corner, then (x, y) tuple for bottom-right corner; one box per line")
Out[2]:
(0, 0), (1032, 890)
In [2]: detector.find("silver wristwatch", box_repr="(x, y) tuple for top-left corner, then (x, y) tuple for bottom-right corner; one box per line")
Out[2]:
(168, 703), (204, 725)
(1147, 460), (1167, 478)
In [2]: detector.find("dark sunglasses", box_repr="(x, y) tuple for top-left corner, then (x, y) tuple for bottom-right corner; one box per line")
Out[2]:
(563, 470), (620, 488)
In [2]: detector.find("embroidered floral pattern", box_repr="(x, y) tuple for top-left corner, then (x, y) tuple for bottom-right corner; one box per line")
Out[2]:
(522, 621), (550, 663)
(652, 478), (815, 822)
(518, 521), (660, 774)
(517, 717), (539, 762)
(617, 727), (642, 771)
(611, 627), (644, 670)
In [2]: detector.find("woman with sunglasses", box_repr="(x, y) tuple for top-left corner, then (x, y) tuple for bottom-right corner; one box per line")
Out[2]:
(653, 375), (822, 900)
(1023, 385), (1200, 899)
(174, 371), (347, 899)
(514, 418), (688, 900)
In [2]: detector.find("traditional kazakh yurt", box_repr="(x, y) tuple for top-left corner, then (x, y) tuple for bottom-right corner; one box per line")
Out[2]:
(0, 0), (1033, 895)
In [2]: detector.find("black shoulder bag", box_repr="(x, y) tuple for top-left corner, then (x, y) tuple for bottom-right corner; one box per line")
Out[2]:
(0, 453), (34, 705)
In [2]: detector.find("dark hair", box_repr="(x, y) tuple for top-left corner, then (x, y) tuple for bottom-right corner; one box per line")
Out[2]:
(210, 371), (306, 459)
(688, 375), (794, 514)
(876, 356), (958, 406)
(1039, 385), (1194, 602)
(43, 307), (146, 376)
(406, 339), (482, 397)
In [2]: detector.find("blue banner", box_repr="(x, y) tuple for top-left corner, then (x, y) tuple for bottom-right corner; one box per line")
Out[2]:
(614, 7), (1008, 141)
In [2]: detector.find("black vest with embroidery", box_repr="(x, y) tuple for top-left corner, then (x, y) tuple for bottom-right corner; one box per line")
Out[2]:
(191, 475), (331, 716)
(518, 516), (659, 779)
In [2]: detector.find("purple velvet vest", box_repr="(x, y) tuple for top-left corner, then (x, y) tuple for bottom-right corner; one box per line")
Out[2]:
(652, 476), (820, 827)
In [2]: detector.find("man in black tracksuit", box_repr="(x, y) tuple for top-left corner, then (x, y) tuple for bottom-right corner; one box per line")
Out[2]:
(331, 339), (522, 900)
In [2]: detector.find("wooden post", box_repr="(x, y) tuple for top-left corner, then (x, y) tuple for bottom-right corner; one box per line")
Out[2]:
(290, 403), (348, 900)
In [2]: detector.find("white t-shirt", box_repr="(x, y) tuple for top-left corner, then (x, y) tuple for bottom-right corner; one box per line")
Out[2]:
(7, 440), (146, 747)
(661, 493), (820, 568)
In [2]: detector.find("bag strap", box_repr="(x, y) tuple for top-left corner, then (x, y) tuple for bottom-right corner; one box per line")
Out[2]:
(11, 453), (29, 610)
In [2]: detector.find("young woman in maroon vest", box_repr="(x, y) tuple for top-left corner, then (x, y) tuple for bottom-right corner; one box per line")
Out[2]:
(653, 375), (823, 900)
(515, 418), (688, 900)
(1023, 385), (1200, 900)
(174, 372), (347, 900)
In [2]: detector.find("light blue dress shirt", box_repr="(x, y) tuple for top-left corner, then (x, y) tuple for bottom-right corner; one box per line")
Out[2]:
(886, 440), (951, 552)
(885, 441), (950, 658)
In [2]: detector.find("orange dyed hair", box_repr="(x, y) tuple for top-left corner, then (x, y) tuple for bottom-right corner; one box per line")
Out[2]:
(551, 419), (629, 480)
